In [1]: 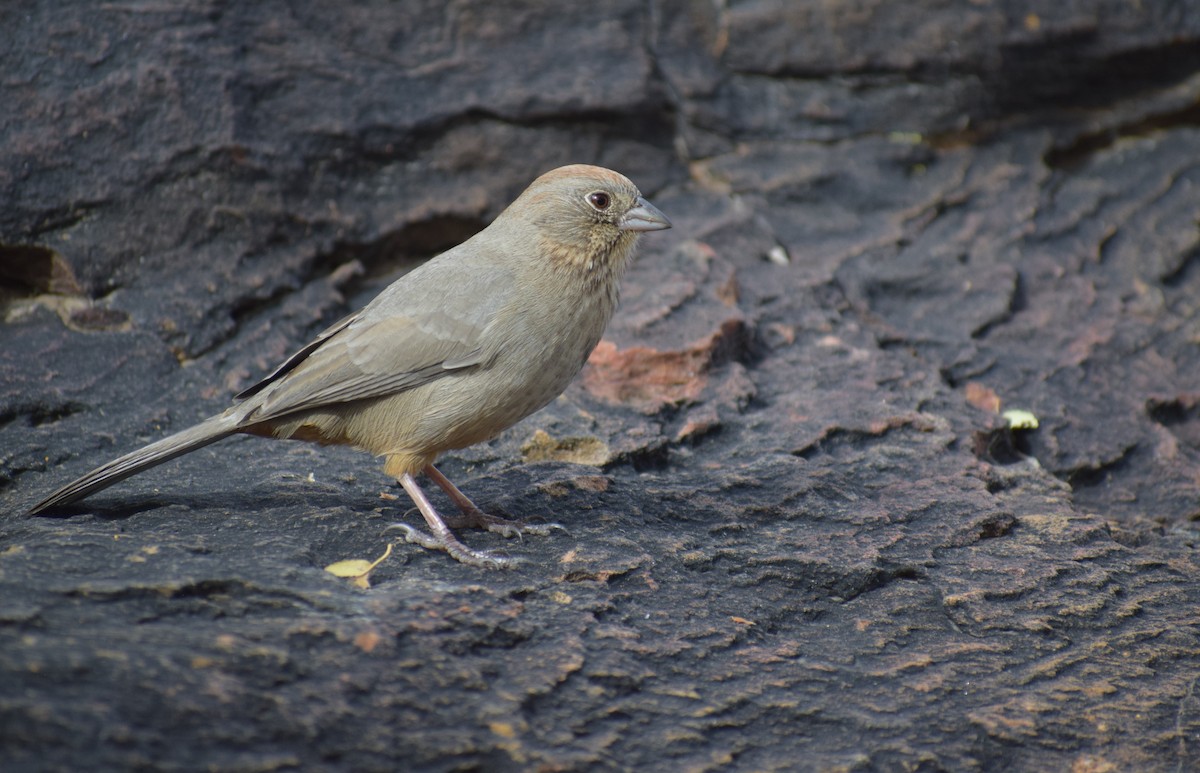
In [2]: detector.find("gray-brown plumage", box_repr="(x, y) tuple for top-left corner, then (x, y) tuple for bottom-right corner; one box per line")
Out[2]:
(28, 165), (671, 567)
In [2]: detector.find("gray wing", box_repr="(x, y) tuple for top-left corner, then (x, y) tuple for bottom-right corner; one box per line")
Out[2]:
(238, 256), (511, 423)
(236, 310), (359, 401)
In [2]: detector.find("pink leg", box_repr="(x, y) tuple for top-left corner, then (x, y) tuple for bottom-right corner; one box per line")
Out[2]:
(389, 472), (515, 568)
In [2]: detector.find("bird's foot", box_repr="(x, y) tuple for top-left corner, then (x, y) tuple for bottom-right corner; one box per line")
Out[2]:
(384, 522), (519, 569)
(442, 507), (566, 540)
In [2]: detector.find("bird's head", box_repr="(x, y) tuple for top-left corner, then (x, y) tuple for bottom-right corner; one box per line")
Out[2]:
(504, 164), (671, 280)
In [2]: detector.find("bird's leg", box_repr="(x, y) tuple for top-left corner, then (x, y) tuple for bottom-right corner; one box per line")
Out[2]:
(390, 472), (515, 568)
(423, 464), (562, 538)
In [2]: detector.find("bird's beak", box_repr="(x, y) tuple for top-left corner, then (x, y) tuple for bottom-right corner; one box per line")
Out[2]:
(619, 197), (672, 232)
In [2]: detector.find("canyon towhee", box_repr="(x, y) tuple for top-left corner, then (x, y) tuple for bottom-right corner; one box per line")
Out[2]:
(29, 164), (672, 567)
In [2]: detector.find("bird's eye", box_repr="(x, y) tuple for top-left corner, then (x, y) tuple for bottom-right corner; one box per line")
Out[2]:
(587, 191), (611, 211)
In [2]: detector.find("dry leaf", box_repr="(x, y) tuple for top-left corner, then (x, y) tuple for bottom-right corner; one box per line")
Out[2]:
(1002, 409), (1039, 430)
(324, 544), (393, 588)
(325, 559), (374, 576)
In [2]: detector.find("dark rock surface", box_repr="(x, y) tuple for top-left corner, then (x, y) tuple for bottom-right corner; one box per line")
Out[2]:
(3, 1), (1200, 770)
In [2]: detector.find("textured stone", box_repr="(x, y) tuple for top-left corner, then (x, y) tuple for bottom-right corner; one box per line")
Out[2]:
(3, 1), (1200, 771)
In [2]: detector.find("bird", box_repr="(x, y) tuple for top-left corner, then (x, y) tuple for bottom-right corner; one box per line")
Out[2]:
(28, 164), (672, 567)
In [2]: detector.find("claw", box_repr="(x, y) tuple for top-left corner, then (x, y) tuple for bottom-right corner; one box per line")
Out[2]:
(384, 521), (518, 568)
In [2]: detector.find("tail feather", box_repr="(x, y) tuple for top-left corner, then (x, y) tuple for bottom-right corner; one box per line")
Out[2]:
(28, 415), (240, 515)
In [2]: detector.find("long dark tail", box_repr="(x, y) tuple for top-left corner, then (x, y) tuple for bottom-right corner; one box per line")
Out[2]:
(28, 413), (242, 514)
